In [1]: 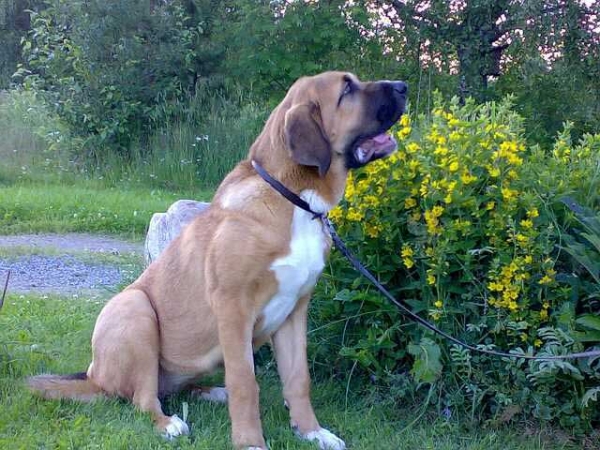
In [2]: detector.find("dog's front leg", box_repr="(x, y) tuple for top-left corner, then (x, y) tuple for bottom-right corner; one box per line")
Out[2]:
(217, 313), (266, 450)
(272, 295), (346, 450)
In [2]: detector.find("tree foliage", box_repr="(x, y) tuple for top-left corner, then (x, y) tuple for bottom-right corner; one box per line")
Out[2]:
(1, 0), (598, 155)
(16, 0), (225, 156)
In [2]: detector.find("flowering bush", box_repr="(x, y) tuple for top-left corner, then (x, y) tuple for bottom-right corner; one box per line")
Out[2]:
(315, 98), (600, 430)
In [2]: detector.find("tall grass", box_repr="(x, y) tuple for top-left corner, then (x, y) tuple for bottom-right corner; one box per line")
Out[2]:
(0, 86), (269, 192)
(135, 87), (269, 189)
(0, 90), (81, 185)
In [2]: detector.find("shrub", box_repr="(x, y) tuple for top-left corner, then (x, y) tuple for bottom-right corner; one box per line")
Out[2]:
(314, 97), (600, 430)
(17, 0), (205, 157)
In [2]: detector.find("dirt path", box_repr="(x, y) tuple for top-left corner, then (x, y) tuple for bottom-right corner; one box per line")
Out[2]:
(0, 233), (143, 253)
(0, 234), (144, 296)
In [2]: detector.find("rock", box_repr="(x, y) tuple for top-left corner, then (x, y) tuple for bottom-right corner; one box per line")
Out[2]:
(144, 200), (210, 265)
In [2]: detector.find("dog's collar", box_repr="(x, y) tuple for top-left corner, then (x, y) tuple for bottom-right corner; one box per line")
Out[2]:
(251, 160), (324, 220)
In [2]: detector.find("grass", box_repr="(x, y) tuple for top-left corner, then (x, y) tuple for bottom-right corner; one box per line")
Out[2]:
(0, 181), (211, 238)
(0, 294), (572, 450)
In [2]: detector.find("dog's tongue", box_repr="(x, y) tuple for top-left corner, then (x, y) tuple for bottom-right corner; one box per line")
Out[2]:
(372, 133), (394, 145)
(356, 132), (397, 164)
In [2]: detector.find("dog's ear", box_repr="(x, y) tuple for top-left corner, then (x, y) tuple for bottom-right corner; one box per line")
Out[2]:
(284, 103), (331, 177)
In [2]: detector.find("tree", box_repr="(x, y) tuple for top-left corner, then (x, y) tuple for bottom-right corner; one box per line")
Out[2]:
(220, 0), (412, 102)
(0, 0), (45, 88)
(378, 0), (600, 104)
(18, 0), (225, 156)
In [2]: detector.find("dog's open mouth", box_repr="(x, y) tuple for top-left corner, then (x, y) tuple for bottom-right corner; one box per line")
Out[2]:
(354, 132), (397, 165)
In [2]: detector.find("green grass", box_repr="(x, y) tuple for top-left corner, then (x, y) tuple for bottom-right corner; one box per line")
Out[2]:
(0, 181), (211, 238)
(0, 294), (574, 450)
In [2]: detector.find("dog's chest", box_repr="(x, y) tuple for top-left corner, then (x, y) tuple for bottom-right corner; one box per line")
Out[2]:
(260, 193), (329, 335)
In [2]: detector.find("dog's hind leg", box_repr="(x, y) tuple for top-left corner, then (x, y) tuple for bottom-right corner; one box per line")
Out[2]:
(88, 288), (189, 438)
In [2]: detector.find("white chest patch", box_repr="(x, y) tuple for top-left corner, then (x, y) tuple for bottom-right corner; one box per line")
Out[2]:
(260, 191), (330, 335)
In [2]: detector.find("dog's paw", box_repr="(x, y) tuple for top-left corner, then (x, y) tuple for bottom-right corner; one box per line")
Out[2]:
(299, 428), (346, 450)
(163, 414), (190, 439)
(197, 386), (228, 403)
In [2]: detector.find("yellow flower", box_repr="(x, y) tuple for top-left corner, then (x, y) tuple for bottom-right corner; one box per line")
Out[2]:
(364, 195), (380, 207)
(424, 209), (440, 235)
(403, 258), (415, 269)
(461, 172), (477, 184)
(501, 187), (518, 201)
(347, 207), (364, 222)
(515, 233), (529, 244)
(432, 205), (444, 217)
(527, 207), (539, 218)
(400, 114), (411, 127)
(356, 180), (369, 194)
(430, 311), (442, 321)
(427, 271), (437, 286)
(406, 142), (420, 153)
(487, 165), (501, 177)
(397, 127), (411, 139)
(449, 161), (460, 172)
(524, 255), (533, 264)
(404, 197), (417, 209)
(401, 245), (414, 258)
(520, 219), (533, 229)
(534, 339), (543, 347)
(539, 309), (549, 320)
(329, 206), (343, 222)
(488, 281), (503, 292)
(365, 222), (382, 238)
(485, 201), (495, 210)
(434, 299), (443, 308)
(539, 275), (553, 285)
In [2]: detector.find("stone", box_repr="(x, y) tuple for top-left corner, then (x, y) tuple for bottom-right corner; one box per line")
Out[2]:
(144, 200), (210, 265)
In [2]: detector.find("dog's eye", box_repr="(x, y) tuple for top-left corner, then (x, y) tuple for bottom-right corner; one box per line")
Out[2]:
(342, 81), (352, 97)
(339, 79), (354, 106)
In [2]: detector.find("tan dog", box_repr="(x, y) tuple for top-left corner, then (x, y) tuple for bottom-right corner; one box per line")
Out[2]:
(28, 71), (407, 450)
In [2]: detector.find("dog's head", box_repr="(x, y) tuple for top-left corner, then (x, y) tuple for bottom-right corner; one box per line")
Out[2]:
(281, 71), (407, 176)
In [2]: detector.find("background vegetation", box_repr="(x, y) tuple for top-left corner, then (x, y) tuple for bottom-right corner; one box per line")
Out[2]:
(1, 0), (599, 444)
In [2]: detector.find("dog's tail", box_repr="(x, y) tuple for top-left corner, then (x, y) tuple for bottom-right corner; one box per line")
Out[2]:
(28, 372), (104, 401)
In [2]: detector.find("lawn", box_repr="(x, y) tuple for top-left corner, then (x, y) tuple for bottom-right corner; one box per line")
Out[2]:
(0, 181), (211, 237)
(0, 294), (570, 450)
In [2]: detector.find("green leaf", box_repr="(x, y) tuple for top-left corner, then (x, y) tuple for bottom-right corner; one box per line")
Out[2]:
(581, 387), (600, 408)
(576, 314), (600, 332)
(408, 337), (442, 383)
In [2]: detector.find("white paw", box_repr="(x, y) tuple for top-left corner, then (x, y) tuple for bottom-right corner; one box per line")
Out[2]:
(163, 414), (190, 439)
(245, 447), (265, 450)
(299, 428), (346, 450)
(199, 386), (228, 403)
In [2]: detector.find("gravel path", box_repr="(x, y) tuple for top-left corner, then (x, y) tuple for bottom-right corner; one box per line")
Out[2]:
(0, 234), (144, 296)
(0, 233), (142, 254)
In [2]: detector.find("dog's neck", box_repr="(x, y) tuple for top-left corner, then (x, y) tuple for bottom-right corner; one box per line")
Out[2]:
(249, 106), (348, 209)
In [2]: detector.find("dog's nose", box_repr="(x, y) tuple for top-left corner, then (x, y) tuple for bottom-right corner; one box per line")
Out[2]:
(392, 81), (408, 95)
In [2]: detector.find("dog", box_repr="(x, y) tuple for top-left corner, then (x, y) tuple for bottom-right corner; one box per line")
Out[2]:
(28, 71), (407, 450)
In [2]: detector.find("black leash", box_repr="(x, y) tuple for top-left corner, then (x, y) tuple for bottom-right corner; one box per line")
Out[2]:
(252, 160), (600, 361)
